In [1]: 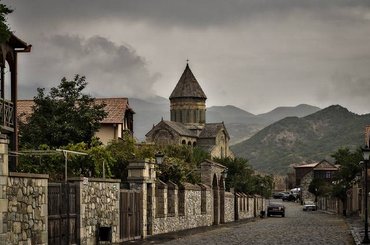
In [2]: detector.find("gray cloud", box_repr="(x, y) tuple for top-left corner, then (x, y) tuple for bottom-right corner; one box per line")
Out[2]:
(5, 0), (370, 30)
(17, 35), (159, 99)
(4, 0), (370, 114)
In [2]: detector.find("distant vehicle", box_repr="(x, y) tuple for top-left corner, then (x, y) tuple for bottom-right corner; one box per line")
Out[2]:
(272, 192), (285, 199)
(303, 201), (317, 211)
(282, 193), (296, 202)
(267, 203), (285, 217)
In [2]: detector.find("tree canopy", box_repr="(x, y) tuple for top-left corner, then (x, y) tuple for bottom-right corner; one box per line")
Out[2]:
(330, 147), (362, 202)
(19, 75), (107, 149)
(0, 3), (12, 43)
(213, 157), (273, 198)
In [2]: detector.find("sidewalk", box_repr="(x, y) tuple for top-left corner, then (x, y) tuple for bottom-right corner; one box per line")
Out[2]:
(345, 215), (366, 245)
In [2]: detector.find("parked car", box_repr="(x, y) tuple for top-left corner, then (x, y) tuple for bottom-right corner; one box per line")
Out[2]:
(282, 193), (296, 202)
(303, 201), (317, 211)
(272, 192), (285, 199)
(267, 203), (285, 217)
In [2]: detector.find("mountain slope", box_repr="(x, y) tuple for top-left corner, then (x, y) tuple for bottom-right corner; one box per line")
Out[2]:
(231, 105), (370, 174)
(256, 104), (321, 124)
(207, 105), (255, 123)
(128, 97), (321, 144)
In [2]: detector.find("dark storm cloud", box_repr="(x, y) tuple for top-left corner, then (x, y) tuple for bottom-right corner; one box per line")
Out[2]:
(18, 35), (158, 98)
(5, 0), (370, 113)
(6, 0), (370, 30)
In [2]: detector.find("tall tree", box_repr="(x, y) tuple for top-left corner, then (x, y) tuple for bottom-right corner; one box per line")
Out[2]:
(19, 75), (107, 148)
(0, 2), (12, 43)
(330, 147), (362, 215)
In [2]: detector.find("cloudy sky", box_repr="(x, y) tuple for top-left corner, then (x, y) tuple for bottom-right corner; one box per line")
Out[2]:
(3, 0), (370, 114)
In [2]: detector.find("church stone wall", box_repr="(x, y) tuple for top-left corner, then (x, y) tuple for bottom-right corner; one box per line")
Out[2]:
(152, 182), (213, 235)
(224, 192), (234, 223)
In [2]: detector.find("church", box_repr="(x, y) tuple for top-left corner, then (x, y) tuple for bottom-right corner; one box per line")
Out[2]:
(145, 63), (234, 159)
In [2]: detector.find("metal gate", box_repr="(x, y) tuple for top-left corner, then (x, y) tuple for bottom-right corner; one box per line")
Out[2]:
(48, 182), (79, 244)
(120, 189), (141, 241)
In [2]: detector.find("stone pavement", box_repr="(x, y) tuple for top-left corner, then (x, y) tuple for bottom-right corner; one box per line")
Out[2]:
(126, 201), (357, 245)
(345, 215), (367, 245)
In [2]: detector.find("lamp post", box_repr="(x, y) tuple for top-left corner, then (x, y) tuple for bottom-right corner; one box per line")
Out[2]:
(155, 151), (164, 165)
(362, 147), (370, 244)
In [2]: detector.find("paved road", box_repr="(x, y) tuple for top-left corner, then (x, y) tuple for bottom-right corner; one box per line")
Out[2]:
(158, 200), (354, 245)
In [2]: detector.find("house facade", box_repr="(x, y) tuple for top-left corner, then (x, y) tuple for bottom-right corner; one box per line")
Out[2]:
(145, 64), (233, 159)
(294, 160), (338, 202)
(17, 97), (135, 145)
(0, 34), (31, 169)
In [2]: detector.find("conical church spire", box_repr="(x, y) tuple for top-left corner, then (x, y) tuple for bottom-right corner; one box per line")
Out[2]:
(169, 63), (207, 100)
(169, 63), (207, 125)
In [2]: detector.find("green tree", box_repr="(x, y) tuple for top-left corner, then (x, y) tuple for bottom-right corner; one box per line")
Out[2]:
(330, 147), (362, 215)
(0, 3), (12, 43)
(308, 178), (331, 202)
(19, 75), (107, 149)
(212, 157), (273, 197)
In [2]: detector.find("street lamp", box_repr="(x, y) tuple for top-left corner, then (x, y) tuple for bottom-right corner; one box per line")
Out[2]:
(155, 151), (164, 165)
(361, 147), (370, 244)
(221, 169), (228, 179)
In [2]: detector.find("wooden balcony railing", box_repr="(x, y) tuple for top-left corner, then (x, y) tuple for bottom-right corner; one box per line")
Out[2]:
(0, 98), (14, 132)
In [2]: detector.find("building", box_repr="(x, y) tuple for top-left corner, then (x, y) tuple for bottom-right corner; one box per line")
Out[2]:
(0, 34), (31, 169)
(294, 160), (338, 201)
(145, 63), (233, 158)
(17, 97), (134, 145)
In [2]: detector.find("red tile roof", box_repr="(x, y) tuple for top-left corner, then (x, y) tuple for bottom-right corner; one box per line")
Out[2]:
(17, 98), (133, 124)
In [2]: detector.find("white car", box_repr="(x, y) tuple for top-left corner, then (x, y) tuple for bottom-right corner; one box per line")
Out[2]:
(303, 201), (317, 211)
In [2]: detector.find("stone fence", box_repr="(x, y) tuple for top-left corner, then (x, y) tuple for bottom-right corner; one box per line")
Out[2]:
(0, 137), (266, 244)
(6, 172), (48, 245)
(152, 180), (213, 235)
(69, 177), (121, 244)
(151, 180), (263, 235)
(234, 193), (265, 220)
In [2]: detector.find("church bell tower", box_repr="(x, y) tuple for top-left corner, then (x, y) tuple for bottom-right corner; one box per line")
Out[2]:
(169, 63), (207, 126)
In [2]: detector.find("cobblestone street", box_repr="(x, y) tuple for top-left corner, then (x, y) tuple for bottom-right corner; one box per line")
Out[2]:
(136, 200), (354, 245)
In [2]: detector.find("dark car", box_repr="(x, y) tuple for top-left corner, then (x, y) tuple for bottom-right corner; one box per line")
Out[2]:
(267, 203), (285, 217)
(282, 193), (296, 202)
(272, 192), (285, 199)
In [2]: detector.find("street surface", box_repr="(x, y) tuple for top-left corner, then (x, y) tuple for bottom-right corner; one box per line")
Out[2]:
(159, 200), (354, 245)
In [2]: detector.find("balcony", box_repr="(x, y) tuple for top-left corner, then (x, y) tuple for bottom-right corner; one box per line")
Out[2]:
(0, 99), (14, 133)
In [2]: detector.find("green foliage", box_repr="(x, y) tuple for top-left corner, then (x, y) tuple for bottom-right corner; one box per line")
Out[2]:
(330, 147), (362, 201)
(212, 157), (273, 198)
(0, 2), (12, 43)
(154, 145), (207, 184)
(105, 136), (137, 181)
(308, 178), (331, 198)
(19, 75), (107, 148)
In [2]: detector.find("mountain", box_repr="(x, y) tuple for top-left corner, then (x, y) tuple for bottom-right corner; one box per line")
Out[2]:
(128, 97), (321, 143)
(256, 104), (321, 124)
(231, 105), (370, 174)
(207, 105), (255, 123)
(207, 104), (320, 144)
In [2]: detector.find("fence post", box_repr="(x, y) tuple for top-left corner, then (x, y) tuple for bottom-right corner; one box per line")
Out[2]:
(0, 134), (9, 242)
(127, 159), (156, 238)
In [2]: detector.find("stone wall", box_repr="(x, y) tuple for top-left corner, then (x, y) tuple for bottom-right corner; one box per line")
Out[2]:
(7, 172), (48, 245)
(235, 194), (260, 220)
(71, 177), (120, 244)
(301, 171), (315, 202)
(152, 182), (213, 235)
(224, 192), (234, 222)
